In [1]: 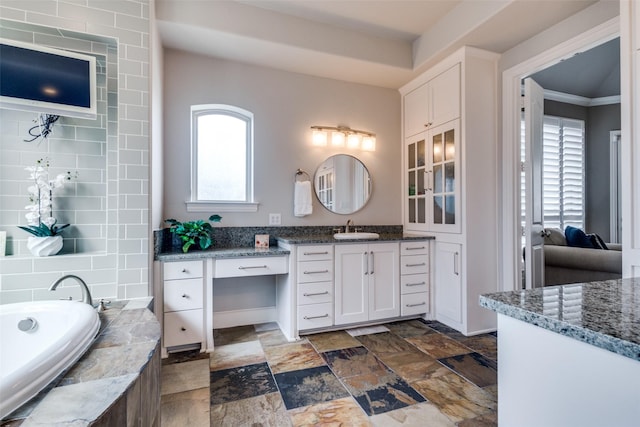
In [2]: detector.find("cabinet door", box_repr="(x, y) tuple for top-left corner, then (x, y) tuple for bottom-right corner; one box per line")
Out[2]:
(428, 120), (461, 233)
(435, 242), (463, 326)
(404, 83), (429, 137)
(429, 64), (460, 127)
(335, 244), (368, 325)
(368, 242), (400, 321)
(405, 132), (429, 231)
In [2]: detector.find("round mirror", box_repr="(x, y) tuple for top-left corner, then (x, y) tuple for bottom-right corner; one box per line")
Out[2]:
(314, 154), (372, 214)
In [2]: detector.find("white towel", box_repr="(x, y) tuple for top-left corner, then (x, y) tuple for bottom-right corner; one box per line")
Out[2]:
(294, 181), (313, 217)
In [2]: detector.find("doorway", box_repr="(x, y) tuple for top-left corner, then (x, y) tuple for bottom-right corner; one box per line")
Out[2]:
(500, 19), (619, 292)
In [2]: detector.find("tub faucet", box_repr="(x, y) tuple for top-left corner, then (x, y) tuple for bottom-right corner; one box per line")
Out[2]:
(49, 274), (93, 306)
(345, 219), (354, 233)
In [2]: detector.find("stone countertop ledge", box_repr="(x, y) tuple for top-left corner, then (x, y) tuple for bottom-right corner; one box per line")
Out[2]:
(480, 278), (640, 362)
(2, 297), (160, 426)
(275, 232), (434, 245)
(155, 233), (434, 262)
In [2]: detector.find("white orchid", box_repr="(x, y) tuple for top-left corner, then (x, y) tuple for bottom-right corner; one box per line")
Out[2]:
(23, 158), (76, 230)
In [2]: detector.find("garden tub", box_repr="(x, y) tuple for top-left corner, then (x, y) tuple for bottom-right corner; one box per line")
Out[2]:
(0, 300), (100, 419)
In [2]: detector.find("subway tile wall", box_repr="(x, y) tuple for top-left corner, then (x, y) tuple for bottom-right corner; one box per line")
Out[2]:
(0, 1), (150, 304)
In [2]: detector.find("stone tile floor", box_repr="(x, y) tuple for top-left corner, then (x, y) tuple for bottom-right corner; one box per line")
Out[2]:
(160, 319), (497, 426)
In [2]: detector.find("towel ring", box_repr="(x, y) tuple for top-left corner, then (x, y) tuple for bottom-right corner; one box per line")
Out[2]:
(295, 168), (311, 182)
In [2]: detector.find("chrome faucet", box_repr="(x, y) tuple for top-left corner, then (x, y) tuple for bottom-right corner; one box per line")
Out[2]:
(345, 219), (354, 233)
(49, 274), (93, 306)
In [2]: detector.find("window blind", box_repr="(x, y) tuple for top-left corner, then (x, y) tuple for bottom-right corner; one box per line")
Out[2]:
(542, 116), (585, 230)
(520, 115), (585, 237)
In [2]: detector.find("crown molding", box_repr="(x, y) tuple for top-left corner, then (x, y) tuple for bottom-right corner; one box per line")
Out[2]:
(544, 89), (620, 107)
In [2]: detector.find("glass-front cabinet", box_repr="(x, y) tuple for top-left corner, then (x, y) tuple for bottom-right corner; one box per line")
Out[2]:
(406, 133), (427, 228)
(405, 119), (460, 233)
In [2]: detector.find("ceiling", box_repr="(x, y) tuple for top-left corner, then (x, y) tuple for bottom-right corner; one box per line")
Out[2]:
(156, 0), (606, 89)
(530, 37), (620, 99)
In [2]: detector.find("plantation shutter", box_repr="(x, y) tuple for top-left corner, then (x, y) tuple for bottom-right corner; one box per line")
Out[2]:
(542, 116), (585, 230)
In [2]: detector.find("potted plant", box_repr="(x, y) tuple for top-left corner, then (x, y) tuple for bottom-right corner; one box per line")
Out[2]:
(165, 214), (222, 253)
(18, 158), (75, 256)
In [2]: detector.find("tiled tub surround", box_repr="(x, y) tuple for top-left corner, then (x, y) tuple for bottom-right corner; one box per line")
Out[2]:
(480, 278), (640, 427)
(1, 298), (161, 426)
(0, 0), (151, 304)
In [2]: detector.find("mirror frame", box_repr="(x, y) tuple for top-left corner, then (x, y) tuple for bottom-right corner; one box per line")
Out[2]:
(313, 154), (372, 215)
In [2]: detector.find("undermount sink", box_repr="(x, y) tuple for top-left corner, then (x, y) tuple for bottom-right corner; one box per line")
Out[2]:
(333, 232), (380, 240)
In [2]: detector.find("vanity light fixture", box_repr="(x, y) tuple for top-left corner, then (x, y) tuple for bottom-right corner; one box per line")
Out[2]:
(310, 125), (376, 151)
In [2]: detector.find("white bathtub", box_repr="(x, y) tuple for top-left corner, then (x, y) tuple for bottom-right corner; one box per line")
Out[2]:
(0, 300), (100, 419)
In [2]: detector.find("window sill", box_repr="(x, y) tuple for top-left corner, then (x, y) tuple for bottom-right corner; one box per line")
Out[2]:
(185, 201), (259, 213)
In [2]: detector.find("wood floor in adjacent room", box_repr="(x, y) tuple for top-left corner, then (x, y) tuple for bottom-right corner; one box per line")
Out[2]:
(160, 319), (497, 426)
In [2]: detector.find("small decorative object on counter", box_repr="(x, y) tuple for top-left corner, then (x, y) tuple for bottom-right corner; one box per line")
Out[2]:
(255, 234), (269, 248)
(18, 158), (76, 256)
(165, 214), (222, 253)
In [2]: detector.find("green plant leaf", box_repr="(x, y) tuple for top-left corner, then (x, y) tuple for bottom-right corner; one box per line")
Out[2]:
(165, 215), (221, 252)
(17, 222), (69, 237)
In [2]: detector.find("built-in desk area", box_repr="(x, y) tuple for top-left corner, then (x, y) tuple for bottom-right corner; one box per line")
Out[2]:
(156, 247), (290, 356)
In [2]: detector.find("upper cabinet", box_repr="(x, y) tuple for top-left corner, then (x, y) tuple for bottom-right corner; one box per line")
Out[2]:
(403, 64), (460, 138)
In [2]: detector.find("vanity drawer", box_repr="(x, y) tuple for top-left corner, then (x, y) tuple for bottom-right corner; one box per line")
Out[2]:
(298, 303), (333, 330)
(298, 281), (333, 305)
(401, 241), (429, 256)
(214, 256), (288, 278)
(401, 293), (429, 316)
(401, 255), (429, 275)
(297, 260), (333, 283)
(163, 278), (203, 312)
(400, 274), (429, 294)
(163, 260), (203, 280)
(297, 245), (333, 262)
(164, 309), (204, 348)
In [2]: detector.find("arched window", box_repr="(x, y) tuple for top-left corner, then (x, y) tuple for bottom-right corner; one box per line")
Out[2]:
(187, 104), (256, 212)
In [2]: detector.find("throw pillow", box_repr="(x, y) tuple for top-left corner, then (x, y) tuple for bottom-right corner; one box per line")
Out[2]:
(565, 226), (595, 248)
(589, 233), (609, 250)
(544, 228), (567, 246)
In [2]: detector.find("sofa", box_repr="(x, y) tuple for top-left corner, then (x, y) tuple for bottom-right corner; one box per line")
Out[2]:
(543, 227), (622, 286)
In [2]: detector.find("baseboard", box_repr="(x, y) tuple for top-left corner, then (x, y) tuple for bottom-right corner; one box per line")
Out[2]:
(213, 306), (278, 329)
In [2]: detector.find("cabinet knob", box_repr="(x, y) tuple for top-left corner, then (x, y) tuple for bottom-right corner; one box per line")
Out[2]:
(181, 294), (188, 298)
(180, 327), (186, 331)
(181, 268), (188, 273)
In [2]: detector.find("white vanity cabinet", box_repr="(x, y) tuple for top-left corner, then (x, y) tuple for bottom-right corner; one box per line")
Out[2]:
(401, 46), (500, 335)
(400, 241), (430, 316)
(334, 242), (399, 325)
(295, 245), (334, 331)
(162, 260), (205, 350)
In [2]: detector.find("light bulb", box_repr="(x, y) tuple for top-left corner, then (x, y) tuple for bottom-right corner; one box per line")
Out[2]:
(347, 133), (361, 148)
(312, 129), (327, 146)
(331, 131), (345, 147)
(362, 135), (376, 151)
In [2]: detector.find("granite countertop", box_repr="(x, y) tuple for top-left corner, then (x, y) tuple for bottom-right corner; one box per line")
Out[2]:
(276, 233), (434, 245)
(156, 246), (290, 262)
(480, 278), (640, 361)
(4, 298), (160, 425)
(156, 233), (434, 261)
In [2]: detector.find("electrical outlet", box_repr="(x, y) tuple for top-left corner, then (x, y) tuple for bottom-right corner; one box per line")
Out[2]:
(269, 213), (281, 225)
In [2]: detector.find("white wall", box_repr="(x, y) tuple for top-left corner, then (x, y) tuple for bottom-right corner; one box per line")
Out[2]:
(162, 49), (401, 228)
(0, 1), (150, 304)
